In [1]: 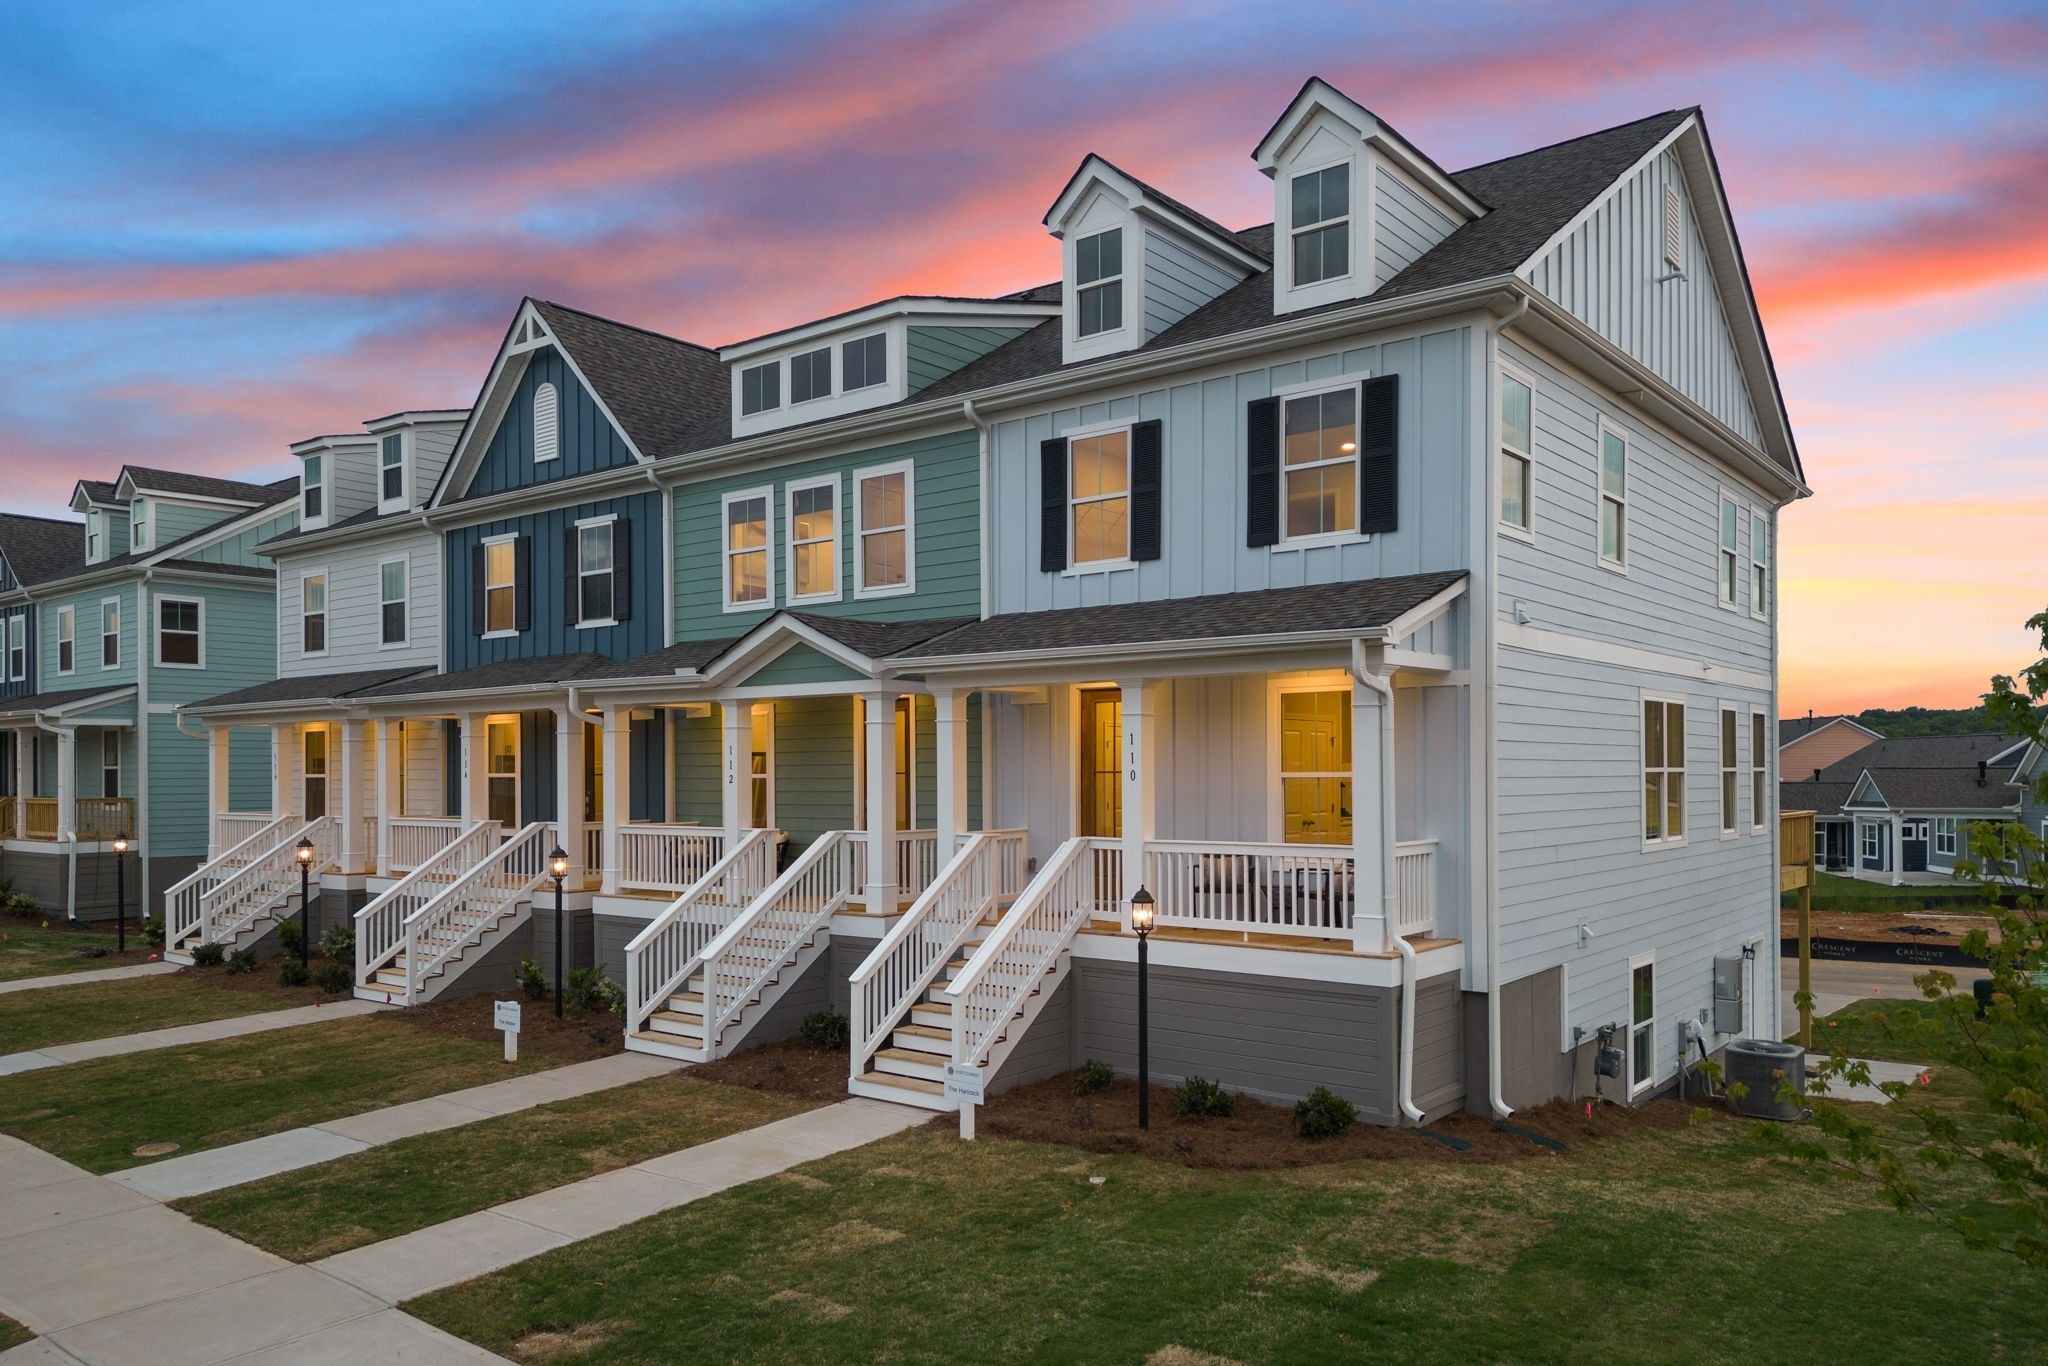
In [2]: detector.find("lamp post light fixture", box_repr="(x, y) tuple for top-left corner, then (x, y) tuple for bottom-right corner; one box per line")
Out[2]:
(549, 845), (570, 1020)
(294, 837), (315, 970)
(112, 834), (129, 953)
(1130, 885), (1156, 1131)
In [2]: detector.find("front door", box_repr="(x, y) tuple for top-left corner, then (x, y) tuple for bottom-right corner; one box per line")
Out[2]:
(303, 727), (328, 820)
(1078, 689), (1122, 838)
(1902, 819), (1929, 873)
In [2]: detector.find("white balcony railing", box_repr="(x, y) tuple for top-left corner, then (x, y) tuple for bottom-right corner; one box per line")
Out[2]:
(1136, 838), (1437, 945)
(618, 824), (722, 893)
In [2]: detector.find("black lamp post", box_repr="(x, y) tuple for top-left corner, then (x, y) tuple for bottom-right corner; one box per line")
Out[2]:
(1130, 885), (1155, 1131)
(294, 837), (314, 970)
(112, 834), (129, 953)
(549, 845), (570, 1019)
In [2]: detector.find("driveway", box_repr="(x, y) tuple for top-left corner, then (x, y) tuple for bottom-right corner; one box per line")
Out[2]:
(1782, 957), (1987, 1022)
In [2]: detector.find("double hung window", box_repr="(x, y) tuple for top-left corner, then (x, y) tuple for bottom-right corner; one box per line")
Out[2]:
(302, 455), (325, 522)
(101, 600), (120, 669)
(380, 560), (408, 646)
(6, 616), (23, 681)
(1291, 163), (1350, 285)
(1720, 707), (1738, 835)
(56, 607), (75, 674)
(854, 465), (912, 595)
(1750, 715), (1767, 833)
(576, 521), (616, 624)
(1282, 388), (1358, 540)
(1599, 427), (1628, 565)
(302, 574), (327, 654)
(380, 434), (405, 504)
(1719, 498), (1740, 605)
(1075, 229), (1123, 337)
(157, 598), (202, 666)
(1069, 430), (1130, 565)
(787, 480), (839, 602)
(1935, 817), (1959, 859)
(1499, 373), (1532, 531)
(724, 492), (771, 608)
(1643, 698), (1685, 844)
(483, 539), (518, 634)
(1750, 513), (1770, 617)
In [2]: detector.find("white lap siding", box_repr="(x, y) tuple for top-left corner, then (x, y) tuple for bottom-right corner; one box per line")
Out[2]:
(274, 529), (441, 679)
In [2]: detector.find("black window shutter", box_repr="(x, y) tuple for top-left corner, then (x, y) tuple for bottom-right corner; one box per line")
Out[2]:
(1129, 419), (1163, 562)
(1245, 397), (1280, 547)
(1039, 438), (1068, 572)
(562, 526), (580, 627)
(612, 517), (633, 621)
(469, 543), (486, 636)
(513, 534), (533, 632)
(1357, 374), (1399, 534)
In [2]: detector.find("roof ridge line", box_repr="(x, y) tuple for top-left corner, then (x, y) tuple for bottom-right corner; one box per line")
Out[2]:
(532, 298), (719, 355)
(1452, 107), (1695, 177)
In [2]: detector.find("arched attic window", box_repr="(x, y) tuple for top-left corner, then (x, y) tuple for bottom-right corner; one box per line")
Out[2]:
(533, 381), (560, 464)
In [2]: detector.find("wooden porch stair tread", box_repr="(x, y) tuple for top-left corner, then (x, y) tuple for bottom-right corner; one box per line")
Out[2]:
(855, 1070), (944, 1096)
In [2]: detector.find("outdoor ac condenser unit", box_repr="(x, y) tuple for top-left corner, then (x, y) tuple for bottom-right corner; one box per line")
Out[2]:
(1713, 955), (1745, 1035)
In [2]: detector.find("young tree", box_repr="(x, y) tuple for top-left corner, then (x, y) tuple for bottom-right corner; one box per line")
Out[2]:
(1763, 610), (2048, 1266)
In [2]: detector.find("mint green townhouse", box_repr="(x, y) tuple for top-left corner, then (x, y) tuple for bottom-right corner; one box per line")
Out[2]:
(0, 467), (295, 920)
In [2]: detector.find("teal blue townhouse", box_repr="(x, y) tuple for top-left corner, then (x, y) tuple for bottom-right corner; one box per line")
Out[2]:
(0, 472), (296, 920)
(177, 78), (1808, 1126)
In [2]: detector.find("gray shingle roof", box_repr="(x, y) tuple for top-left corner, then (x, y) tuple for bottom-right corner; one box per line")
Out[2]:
(0, 684), (135, 718)
(1846, 768), (2021, 813)
(1816, 734), (2024, 780)
(792, 613), (978, 660)
(0, 514), (85, 587)
(1779, 779), (1856, 820)
(187, 667), (433, 711)
(356, 652), (613, 700)
(257, 503), (414, 553)
(583, 637), (742, 680)
(530, 301), (731, 459)
(896, 572), (1466, 660)
(1779, 714), (1854, 745)
(121, 468), (295, 504)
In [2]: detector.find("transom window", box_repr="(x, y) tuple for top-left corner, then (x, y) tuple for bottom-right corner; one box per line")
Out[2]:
(1075, 228), (1123, 337)
(301, 454), (325, 521)
(484, 539), (518, 634)
(1069, 430), (1130, 565)
(855, 465), (912, 595)
(741, 363), (780, 416)
(1279, 689), (1352, 845)
(788, 481), (839, 602)
(380, 559), (408, 646)
(380, 434), (405, 504)
(1282, 388), (1359, 540)
(101, 600), (119, 669)
(1643, 697), (1685, 844)
(1600, 427), (1628, 565)
(843, 334), (887, 390)
(1291, 163), (1350, 286)
(157, 597), (202, 667)
(791, 347), (832, 404)
(1750, 513), (1769, 617)
(1630, 961), (1656, 1092)
(56, 607), (75, 674)
(302, 573), (327, 654)
(1720, 706), (1738, 834)
(1719, 497), (1740, 605)
(577, 521), (616, 624)
(1499, 373), (1532, 530)
(725, 492), (771, 607)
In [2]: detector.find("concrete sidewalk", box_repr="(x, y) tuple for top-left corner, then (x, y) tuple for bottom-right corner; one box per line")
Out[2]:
(0, 963), (180, 997)
(114, 1052), (678, 1201)
(0, 1000), (386, 1078)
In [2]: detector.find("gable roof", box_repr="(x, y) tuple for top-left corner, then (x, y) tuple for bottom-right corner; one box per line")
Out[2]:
(0, 513), (85, 587)
(1842, 766), (2021, 813)
(116, 467), (292, 505)
(1780, 714), (1869, 745)
(355, 652), (614, 701)
(185, 666), (433, 713)
(1043, 154), (1269, 272)
(528, 300), (729, 459)
(1778, 778), (1856, 821)
(1815, 733), (2027, 781)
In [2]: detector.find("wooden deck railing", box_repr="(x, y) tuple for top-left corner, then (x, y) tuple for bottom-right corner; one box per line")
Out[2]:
(1783, 809), (1818, 1049)
(22, 798), (58, 840)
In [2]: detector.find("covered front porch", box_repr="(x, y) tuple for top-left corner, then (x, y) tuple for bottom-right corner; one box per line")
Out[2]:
(0, 686), (138, 848)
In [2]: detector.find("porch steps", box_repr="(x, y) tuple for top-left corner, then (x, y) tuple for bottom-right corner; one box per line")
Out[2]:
(352, 896), (531, 1004)
(626, 924), (830, 1064)
(850, 929), (1062, 1111)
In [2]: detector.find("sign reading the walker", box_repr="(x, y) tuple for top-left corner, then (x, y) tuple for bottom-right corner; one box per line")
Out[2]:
(943, 1063), (985, 1105)
(494, 1000), (522, 1033)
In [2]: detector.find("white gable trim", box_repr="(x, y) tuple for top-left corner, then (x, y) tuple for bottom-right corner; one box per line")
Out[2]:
(700, 613), (884, 688)
(1043, 155), (1267, 272)
(1252, 78), (1485, 220)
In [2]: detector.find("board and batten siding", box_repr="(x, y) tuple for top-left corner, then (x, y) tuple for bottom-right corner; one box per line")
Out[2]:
(1520, 147), (1760, 445)
(461, 347), (638, 500)
(0, 604), (36, 699)
(1497, 337), (1774, 672)
(1372, 166), (1460, 288)
(444, 489), (665, 670)
(905, 327), (1029, 395)
(988, 324), (1473, 616)
(670, 430), (981, 643)
(274, 530), (441, 679)
(1141, 230), (1242, 341)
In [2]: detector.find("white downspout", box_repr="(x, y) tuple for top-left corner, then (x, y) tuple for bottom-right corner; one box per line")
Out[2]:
(1354, 653), (1422, 1123)
(1484, 292), (1530, 1121)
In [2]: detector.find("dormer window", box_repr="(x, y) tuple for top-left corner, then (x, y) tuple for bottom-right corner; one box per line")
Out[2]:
(86, 511), (102, 562)
(791, 347), (832, 404)
(302, 454), (325, 522)
(1291, 164), (1351, 285)
(1075, 229), (1123, 337)
(741, 363), (780, 416)
(131, 499), (151, 551)
(379, 434), (406, 507)
(842, 334), (886, 391)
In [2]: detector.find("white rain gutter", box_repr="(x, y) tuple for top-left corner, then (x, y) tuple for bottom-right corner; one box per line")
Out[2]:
(1353, 645), (1420, 1124)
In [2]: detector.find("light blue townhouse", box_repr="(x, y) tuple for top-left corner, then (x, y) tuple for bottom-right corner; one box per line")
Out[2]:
(0, 469), (296, 920)
(180, 78), (1807, 1126)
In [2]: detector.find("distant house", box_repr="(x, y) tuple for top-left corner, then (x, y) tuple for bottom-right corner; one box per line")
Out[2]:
(1779, 714), (1881, 783)
(1781, 733), (2028, 881)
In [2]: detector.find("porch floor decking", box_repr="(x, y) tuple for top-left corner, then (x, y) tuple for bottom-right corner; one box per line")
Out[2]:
(1077, 920), (1459, 959)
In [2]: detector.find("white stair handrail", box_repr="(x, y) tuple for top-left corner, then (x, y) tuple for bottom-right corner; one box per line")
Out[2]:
(355, 820), (498, 987)
(946, 836), (1102, 1073)
(623, 828), (776, 1037)
(849, 829), (1028, 1076)
(196, 816), (338, 947)
(698, 830), (862, 1054)
(166, 814), (295, 950)
(401, 822), (556, 1002)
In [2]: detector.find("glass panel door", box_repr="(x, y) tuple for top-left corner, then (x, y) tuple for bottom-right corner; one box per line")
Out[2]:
(487, 719), (518, 828)
(303, 727), (328, 820)
(1078, 690), (1122, 839)
(1279, 690), (1352, 844)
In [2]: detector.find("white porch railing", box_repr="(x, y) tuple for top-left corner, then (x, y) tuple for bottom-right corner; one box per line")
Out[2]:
(215, 812), (279, 854)
(895, 829), (940, 902)
(388, 817), (470, 874)
(948, 836), (1108, 1076)
(1143, 840), (1360, 938)
(170, 814), (297, 953)
(698, 829), (864, 1057)
(582, 824), (602, 879)
(850, 830), (1028, 1073)
(623, 828), (776, 1038)
(356, 820), (499, 991)
(618, 823), (722, 893)
(399, 822), (556, 1003)
(187, 816), (338, 952)
(1392, 840), (1436, 938)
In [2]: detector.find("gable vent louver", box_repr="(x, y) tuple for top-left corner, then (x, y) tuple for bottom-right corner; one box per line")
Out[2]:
(1662, 183), (1683, 270)
(533, 381), (560, 463)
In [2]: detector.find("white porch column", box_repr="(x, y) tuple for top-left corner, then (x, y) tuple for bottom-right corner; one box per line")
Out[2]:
(1351, 673), (1394, 954)
(462, 712), (490, 830)
(1116, 678), (1158, 921)
(720, 701), (750, 838)
(375, 718), (401, 875)
(863, 692), (899, 915)
(13, 730), (29, 838)
(601, 705), (628, 894)
(54, 727), (76, 841)
(555, 704), (580, 880)
(934, 688), (970, 850)
(1890, 813), (1904, 888)
(207, 725), (230, 859)
(338, 717), (366, 873)
(269, 724), (286, 819)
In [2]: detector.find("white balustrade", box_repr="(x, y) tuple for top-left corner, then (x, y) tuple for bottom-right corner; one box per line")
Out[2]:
(618, 824), (723, 893)
(214, 813), (278, 853)
(356, 820), (498, 992)
(1143, 840), (1360, 939)
(896, 829), (941, 901)
(401, 822), (557, 1003)
(698, 830), (864, 1055)
(1392, 840), (1437, 938)
(623, 828), (776, 1037)
(947, 836), (1107, 1074)
(168, 814), (296, 954)
(193, 816), (338, 949)
(387, 817), (473, 874)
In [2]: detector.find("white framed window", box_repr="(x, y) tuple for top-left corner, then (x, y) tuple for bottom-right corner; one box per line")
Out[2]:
(842, 334), (887, 391)
(482, 535), (519, 636)
(486, 718), (518, 827)
(130, 499), (151, 551)
(722, 488), (773, 610)
(301, 573), (327, 655)
(1860, 822), (1880, 862)
(785, 477), (841, 604)
(155, 596), (204, 668)
(1275, 684), (1353, 845)
(6, 615), (24, 682)
(379, 433), (406, 508)
(532, 381), (559, 463)
(1281, 385), (1359, 542)
(100, 731), (120, 799)
(1642, 695), (1686, 846)
(790, 347), (832, 404)
(379, 558), (409, 647)
(301, 454), (325, 523)
(1718, 495), (1740, 607)
(56, 606), (74, 675)
(1290, 162), (1351, 286)
(574, 517), (618, 626)
(100, 598), (120, 670)
(740, 362), (780, 416)
(853, 461), (914, 598)
(1719, 706), (1739, 836)
(86, 510), (103, 562)
(1499, 371), (1533, 533)
(1629, 955), (1658, 1095)
(1598, 422), (1628, 567)
(1750, 512), (1770, 619)
(1750, 711), (1768, 834)
(1074, 228), (1123, 337)
(1068, 425), (1132, 567)
(1935, 817), (1959, 859)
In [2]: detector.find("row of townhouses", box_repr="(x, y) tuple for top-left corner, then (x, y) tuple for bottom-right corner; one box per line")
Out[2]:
(1, 80), (1809, 1124)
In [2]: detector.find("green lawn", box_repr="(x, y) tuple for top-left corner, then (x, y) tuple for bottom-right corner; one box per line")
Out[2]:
(175, 1074), (816, 1260)
(0, 1014), (568, 1172)
(0, 913), (146, 983)
(0, 1313), (28, 1352)
(1786, 871), (1986, 913)
(0, 972), (305, 1053)
(409, 1070), (2047, 1364)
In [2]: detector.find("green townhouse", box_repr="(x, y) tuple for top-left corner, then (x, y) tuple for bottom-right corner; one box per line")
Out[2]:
(0, 467), (296, 920)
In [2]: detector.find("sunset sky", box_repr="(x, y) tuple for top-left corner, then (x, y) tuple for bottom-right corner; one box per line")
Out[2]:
(1, 0), (2042, 714)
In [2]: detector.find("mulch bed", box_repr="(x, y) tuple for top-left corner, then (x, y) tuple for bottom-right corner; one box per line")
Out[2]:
(691, 1037), (854, 1104)
(963, 1073), (1719, 1170)
(1779, 908), (1999, 946)
(389, 991), (623, 1064)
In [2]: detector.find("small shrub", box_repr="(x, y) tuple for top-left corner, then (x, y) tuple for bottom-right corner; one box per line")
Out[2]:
(563, 965), (620, 1019)
(515, 956), (548, 1001)
(598, 973), (626, 1017)
(224, 947), (256, 975)
(278, 958), (310, 988)
(799, 1010), (851, 1050)
(312, 959), (353, 995)
(1072, 1058), (1115, 1096)
(191, 942), (226, 968)
(319, 923), (355, 960)
(1292, 1086), (1358, 1140)
(277, 917), (304, 957)
(1172, 1074), (1237, 1118)
(140, 914), (165, 949)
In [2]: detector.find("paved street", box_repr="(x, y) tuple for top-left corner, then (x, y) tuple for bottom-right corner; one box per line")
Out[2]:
(1782, 957), (1987, 1022)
